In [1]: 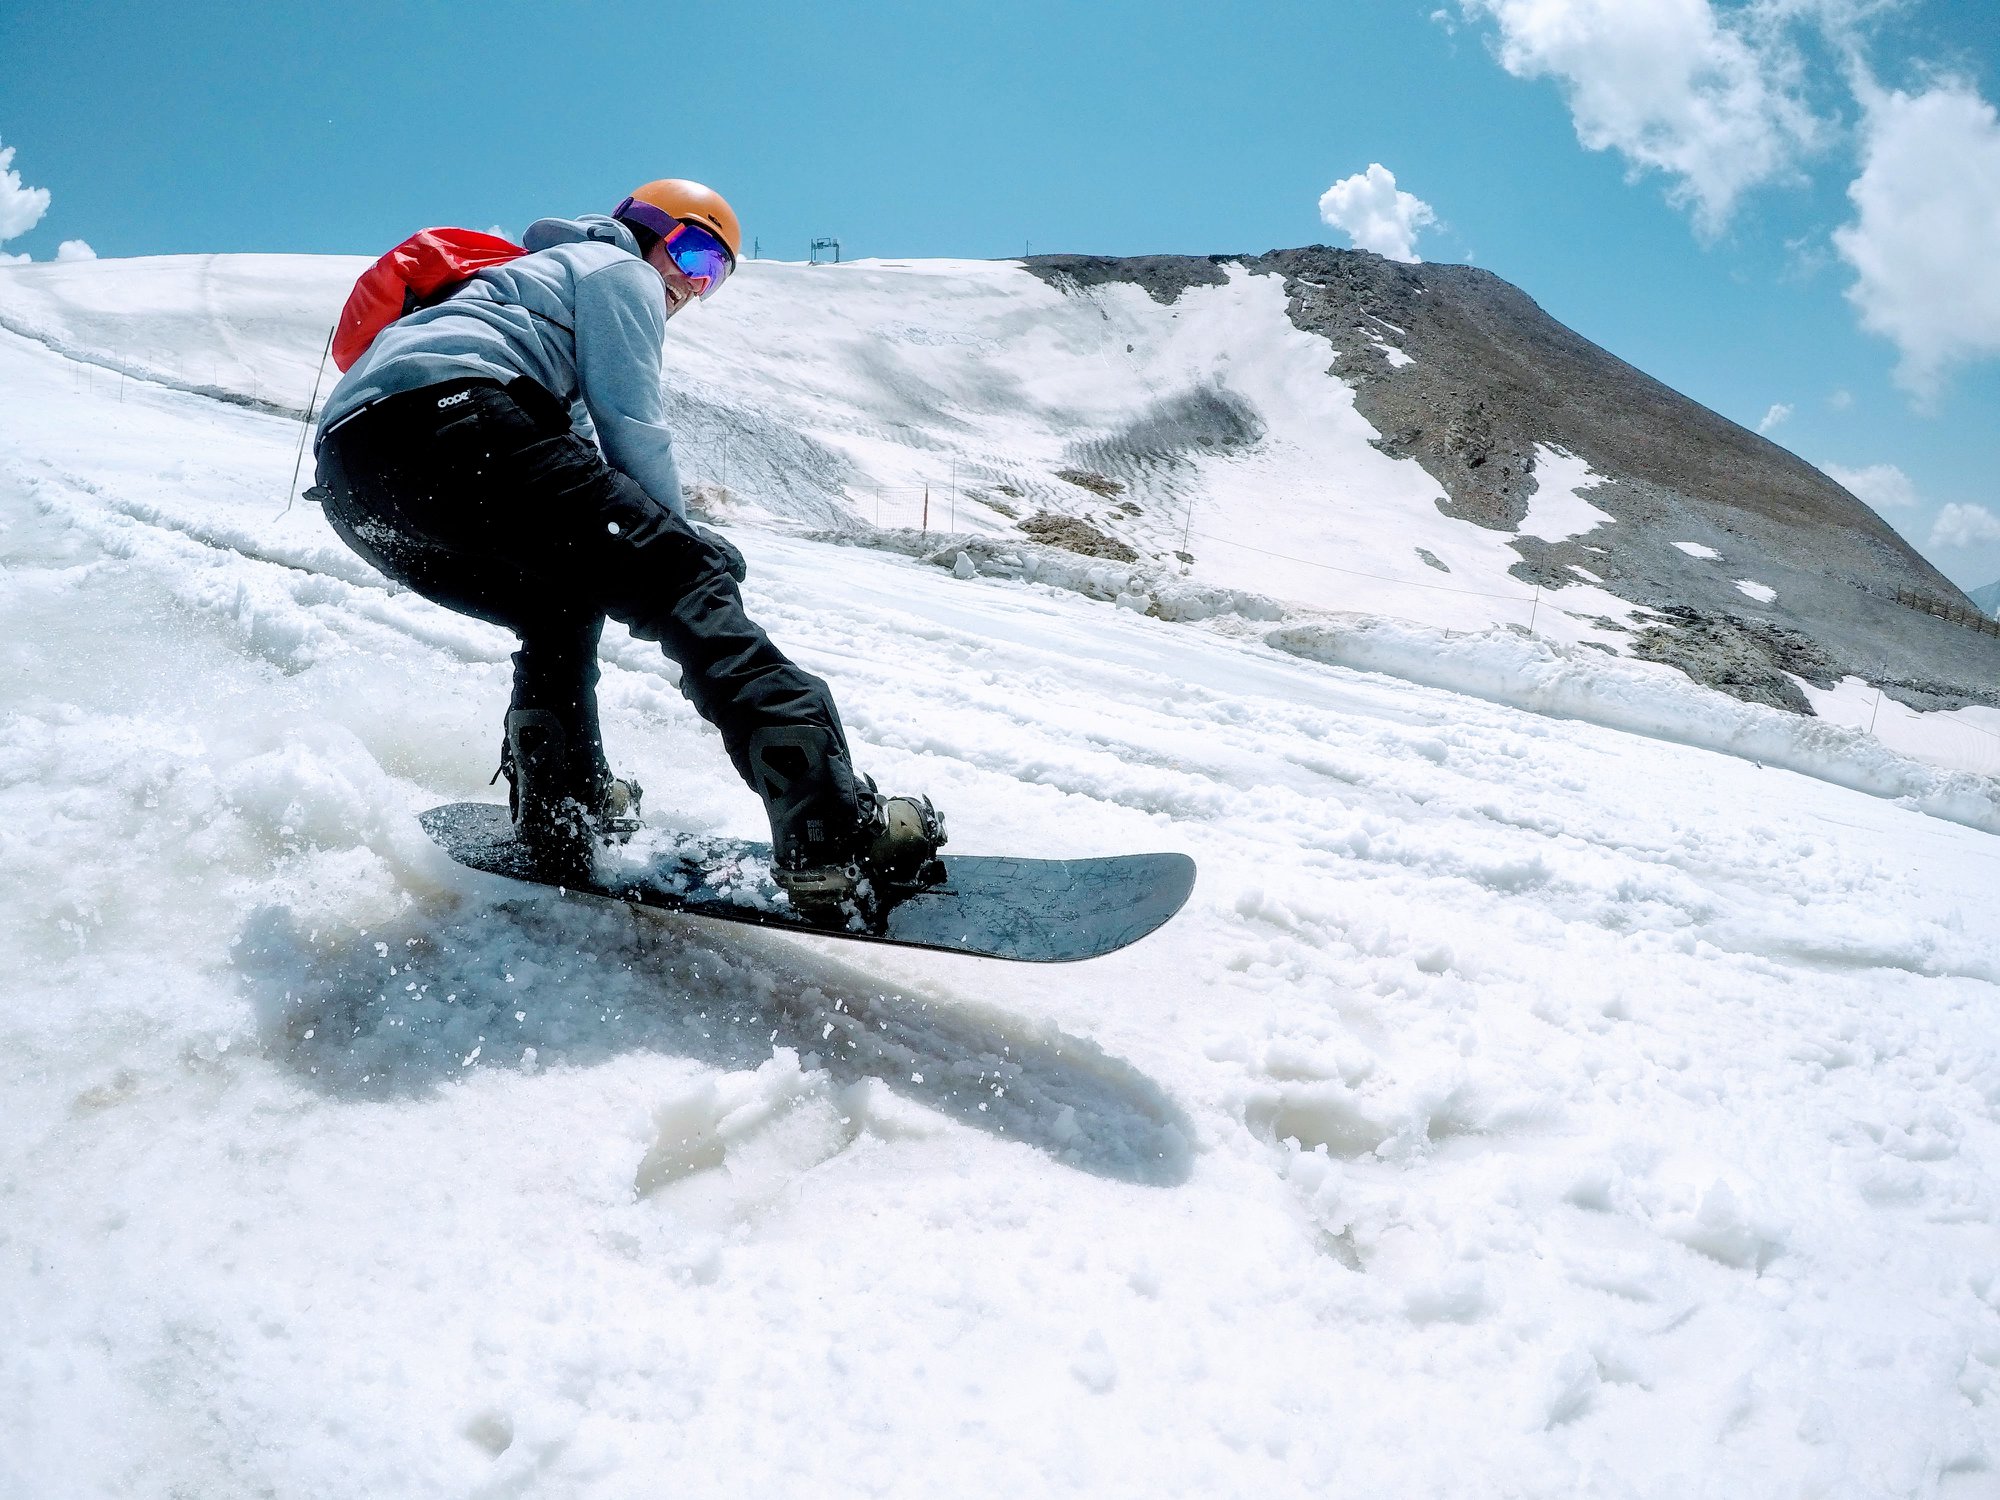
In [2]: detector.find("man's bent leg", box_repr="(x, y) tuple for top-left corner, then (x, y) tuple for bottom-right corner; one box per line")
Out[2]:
(608, 535), (869, 870)
(496, 460), (874, 868)
(319, 407), (627, 846)
(509, 614), (612, 796)
(326, 392), (883, 871)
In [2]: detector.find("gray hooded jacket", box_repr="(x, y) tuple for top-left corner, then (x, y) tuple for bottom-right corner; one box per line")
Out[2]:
(317, 214), (685, 516)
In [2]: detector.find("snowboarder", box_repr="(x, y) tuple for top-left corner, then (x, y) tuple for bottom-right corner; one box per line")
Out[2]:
(313, 179), (943, 909)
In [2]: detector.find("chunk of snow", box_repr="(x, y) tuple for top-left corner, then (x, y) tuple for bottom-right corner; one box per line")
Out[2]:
(1516, 446), (1614, 543)
(1367, 332), (1415, 368)
(1070, 1330), (1118, 1393)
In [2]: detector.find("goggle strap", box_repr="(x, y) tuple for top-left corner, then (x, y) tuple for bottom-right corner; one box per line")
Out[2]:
(611, 196), (681, 243)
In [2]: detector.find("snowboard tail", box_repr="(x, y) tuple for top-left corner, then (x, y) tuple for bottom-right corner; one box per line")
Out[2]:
(419, 803), (1194, 963)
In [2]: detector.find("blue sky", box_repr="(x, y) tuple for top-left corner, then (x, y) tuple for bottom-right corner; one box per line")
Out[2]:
(3, 0), (1996, 590)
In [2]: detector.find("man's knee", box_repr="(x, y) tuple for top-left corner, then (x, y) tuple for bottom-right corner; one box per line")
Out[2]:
(600, 519), (743, 627)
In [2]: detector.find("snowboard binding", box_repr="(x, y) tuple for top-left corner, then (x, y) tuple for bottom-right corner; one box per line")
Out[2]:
(748, 725), (946, 926)
(774, 789), (949, 924)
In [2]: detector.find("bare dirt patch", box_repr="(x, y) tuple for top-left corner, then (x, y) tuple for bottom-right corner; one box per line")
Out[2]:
(1018, 511), (1139, 562)
(1055, 468), (1126, 498)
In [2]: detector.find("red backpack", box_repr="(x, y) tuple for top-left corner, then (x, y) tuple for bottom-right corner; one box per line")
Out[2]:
(332, 227), (528, 371)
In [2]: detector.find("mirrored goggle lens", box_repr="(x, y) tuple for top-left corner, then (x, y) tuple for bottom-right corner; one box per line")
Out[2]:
(664, 222), (734, 298)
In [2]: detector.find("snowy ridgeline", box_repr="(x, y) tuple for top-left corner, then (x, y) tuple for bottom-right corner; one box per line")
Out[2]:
(2, 260), (2000, 1496)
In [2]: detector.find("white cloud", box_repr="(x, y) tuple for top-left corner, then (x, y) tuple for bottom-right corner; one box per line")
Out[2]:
(1318, 164), (1437, 262)
(0, 139), (52, 244)
(1458, 0), (1828, 236)
(1756, 401), (1792, 432)
(1827, 388), (1853, 409)
(55, 238), (95, 261)
(1832, 78), (2000, 402)
(1822, 460), (1916, 510)
(1929, 502), (2000, 550)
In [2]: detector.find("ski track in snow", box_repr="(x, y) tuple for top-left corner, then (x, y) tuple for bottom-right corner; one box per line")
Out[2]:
(2, 283), (2000, 1497)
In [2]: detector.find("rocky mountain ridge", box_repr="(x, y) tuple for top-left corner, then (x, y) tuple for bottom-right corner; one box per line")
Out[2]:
(1027, 248), (1999, 715)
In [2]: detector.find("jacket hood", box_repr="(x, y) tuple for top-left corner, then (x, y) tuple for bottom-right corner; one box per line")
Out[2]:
(521, 214), (641, 257)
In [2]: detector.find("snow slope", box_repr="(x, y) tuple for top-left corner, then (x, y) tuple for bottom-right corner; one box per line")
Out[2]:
(3, 260), (2000, 1497)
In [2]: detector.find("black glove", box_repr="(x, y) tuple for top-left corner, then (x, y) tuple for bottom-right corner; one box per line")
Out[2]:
(694, 523), (748, 583)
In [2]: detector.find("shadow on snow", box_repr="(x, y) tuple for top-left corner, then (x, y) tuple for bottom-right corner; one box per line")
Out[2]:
(234, 888), (1193, 1187)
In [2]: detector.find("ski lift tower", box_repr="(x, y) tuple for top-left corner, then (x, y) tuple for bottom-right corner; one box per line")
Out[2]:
(809, 236), (842, 265)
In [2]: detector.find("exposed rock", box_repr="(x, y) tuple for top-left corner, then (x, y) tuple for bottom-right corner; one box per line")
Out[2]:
(1055, 468), (1126, 498)
(1018, 511), (1139, 562)
(1024, 253), (1233, 306)
(1629, 607), (1840, 714)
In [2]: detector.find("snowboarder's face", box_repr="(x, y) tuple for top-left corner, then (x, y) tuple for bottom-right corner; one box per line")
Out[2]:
(644, 239), (702, 317)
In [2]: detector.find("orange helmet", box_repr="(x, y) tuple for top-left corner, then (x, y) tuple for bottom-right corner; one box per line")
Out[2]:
(613, 179), (742, 264)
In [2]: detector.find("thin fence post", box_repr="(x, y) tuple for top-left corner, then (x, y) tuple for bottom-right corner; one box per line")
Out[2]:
(922, 484), (929, 537)
(1869, 688), (1883, 735)
(1529, 584), (1541, 636)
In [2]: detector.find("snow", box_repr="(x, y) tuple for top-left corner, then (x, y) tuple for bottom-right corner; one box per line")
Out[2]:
(1366, 331), (1415, 367)
(1672, 541), (1721, 560)
(1516, 445), (1615, 545)
(1265, 615), (2000, 836)
(1735, 579), (1778, 604)
(3, 256), (2000, 1497)
(1801, 676), (2000, 779)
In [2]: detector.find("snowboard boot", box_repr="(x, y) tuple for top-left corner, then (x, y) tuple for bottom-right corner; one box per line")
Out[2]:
(750, 725), (946, 920)
(498, 709), (644, 882)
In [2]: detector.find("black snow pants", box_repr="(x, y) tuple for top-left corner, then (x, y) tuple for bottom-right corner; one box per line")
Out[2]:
(313, 376), (859, 838)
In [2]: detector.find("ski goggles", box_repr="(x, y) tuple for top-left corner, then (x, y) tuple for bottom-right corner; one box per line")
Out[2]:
(613, 197), (735, 298)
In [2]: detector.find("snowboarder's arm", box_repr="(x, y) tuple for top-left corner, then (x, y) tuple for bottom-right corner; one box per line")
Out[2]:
(572, 259), (685, 517)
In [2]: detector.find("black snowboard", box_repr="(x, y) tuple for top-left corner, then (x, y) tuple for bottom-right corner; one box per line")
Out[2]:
(419, 803), (1195, 963)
